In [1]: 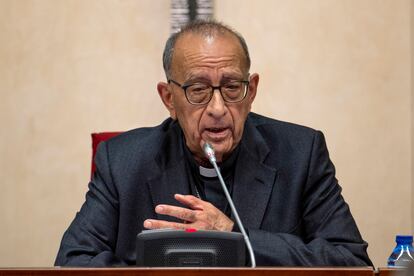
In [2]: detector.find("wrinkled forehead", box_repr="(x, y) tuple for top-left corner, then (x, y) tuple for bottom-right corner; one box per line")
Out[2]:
(171, 32), (248, 76)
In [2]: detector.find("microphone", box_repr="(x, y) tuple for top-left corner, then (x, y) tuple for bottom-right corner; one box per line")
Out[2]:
(202, 142), (256, 268)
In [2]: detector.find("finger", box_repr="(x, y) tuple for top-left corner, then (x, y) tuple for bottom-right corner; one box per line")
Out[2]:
(155, 204), (197, 222)
(143, 219), (187, 230)
(174, 194), (204, 210)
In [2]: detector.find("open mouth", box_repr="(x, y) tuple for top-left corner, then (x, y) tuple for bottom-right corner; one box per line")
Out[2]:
(205, 127), (227, 133)
(203, 127), (230, 141)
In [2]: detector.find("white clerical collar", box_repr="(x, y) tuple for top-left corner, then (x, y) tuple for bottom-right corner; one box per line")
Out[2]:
(199, 166), (218, 178)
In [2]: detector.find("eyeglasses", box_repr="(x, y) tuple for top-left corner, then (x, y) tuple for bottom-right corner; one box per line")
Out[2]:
(168, 79), (250, 105)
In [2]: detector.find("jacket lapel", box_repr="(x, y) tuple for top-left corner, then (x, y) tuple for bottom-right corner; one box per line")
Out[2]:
(146, 122), (191, 222)
(147, 159), (191, 222)
(232, 117), (279, 230)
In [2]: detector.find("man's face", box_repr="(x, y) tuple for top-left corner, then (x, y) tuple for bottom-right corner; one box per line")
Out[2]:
(158, 33), (259, 163)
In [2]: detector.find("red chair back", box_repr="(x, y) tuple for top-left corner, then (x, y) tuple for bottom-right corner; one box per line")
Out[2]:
(91, 132), (123, 179)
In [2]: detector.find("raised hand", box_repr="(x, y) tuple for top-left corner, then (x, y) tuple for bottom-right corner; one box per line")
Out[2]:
(143, 194), (234, 232)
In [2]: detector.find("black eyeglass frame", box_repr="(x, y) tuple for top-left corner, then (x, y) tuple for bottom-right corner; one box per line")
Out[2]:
(167, 79), (250, 105)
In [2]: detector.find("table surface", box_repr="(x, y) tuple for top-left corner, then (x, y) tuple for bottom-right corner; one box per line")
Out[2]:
(0, 267), (396, 276)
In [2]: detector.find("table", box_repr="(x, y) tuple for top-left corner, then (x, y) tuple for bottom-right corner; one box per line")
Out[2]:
(0, 267), (377, 276)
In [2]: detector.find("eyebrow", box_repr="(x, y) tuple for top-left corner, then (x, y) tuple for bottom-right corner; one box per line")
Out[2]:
(184, 73), (244, 84)
(184, 75), (211, 84)
(221, 74), (244, 82)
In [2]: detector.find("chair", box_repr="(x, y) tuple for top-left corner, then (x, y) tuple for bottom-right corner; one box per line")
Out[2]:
(91, 132), (123, 179)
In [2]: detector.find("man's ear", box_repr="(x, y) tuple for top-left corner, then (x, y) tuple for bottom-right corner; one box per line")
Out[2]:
(246, 73), (259, 110)
(157, 82), (177, 119)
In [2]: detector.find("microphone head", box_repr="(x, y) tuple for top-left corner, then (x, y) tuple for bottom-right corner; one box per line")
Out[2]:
(203, 142), (217, 163)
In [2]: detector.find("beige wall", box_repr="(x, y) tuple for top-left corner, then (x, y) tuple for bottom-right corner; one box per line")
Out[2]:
(0, 0), (411, 267)
(412, 0), (414, 235)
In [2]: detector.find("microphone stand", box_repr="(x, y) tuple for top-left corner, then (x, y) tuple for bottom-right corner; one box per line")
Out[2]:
(203, 143), (256, 268)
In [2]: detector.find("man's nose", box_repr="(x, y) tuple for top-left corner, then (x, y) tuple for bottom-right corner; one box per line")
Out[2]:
(206, 89), (227, 118)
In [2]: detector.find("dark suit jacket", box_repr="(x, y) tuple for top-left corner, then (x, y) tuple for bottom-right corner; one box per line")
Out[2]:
(55, 112), (372, 266)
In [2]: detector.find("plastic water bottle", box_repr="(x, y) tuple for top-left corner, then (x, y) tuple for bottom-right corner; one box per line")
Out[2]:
(387, 235), (414, 267)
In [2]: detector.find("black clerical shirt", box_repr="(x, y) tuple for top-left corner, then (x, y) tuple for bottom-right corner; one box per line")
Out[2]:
(183, 142), (240, 218)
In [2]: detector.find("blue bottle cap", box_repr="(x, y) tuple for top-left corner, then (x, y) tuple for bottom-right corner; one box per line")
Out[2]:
(396, 235), (413, 244)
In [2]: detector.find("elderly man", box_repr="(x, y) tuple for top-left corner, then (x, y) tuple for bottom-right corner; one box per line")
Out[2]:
(55, 20), (372, 267)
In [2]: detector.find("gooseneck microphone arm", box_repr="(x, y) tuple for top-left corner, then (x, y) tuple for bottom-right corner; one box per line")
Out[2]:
(202, 143), (256, 268)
